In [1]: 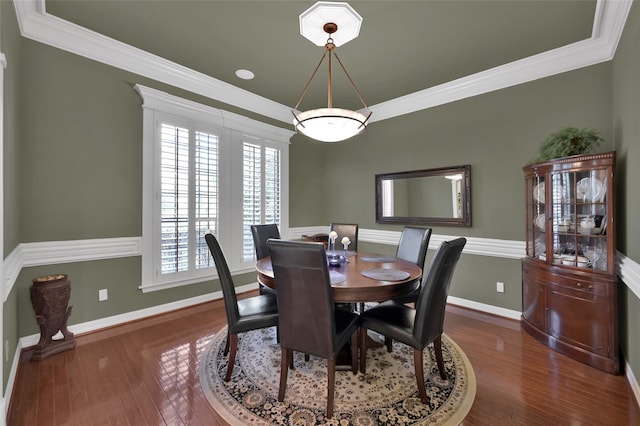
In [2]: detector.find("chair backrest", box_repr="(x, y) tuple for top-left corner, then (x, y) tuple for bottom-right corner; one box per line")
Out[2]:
(329, 223), (359, 251)
(413, 237), (467, 345)
(204, 232), (240, 327)
(251, 224), (281, 260)
(396, 226), (432, 270)
(267, 240), (337, 359)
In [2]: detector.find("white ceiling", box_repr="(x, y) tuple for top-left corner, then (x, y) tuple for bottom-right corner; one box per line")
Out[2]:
(13, 1), (633, 125)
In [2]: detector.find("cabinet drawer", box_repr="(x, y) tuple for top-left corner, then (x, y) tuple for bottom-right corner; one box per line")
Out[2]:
(534, 268), (610, 297)
(551, 279), (606, 297)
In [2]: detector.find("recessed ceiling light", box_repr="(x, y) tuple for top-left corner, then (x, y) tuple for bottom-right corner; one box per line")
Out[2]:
(235, 69), (255, 80)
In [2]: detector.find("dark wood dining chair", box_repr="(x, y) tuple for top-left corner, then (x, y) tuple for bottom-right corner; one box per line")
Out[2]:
(204, 232), (279, 382)
(329, 223), (359, 252)
(391, 226), (432, 304)
(359, 237), (467, 404)
(267, 239), (359, 418)
(250, 224), (281, 295)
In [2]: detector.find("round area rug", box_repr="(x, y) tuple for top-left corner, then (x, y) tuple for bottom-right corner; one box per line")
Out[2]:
(200, 327), (476, 425)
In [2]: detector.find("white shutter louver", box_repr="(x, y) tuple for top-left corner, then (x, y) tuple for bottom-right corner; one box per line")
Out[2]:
(160, 124), (190, 274)
(195, 131), (219, 269)
(242, 142), (281, 261)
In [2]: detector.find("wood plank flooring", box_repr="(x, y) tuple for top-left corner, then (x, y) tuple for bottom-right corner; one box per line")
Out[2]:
(7, 293), (640, 425)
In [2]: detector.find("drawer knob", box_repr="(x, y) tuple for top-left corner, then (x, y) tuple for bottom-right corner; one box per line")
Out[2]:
(576, 282), (594, 291)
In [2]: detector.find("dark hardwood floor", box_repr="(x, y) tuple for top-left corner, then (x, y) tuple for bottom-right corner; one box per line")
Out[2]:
(7, 292), (640, 425)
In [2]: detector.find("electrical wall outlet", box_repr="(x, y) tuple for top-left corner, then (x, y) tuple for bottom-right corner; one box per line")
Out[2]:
(496, 282), (505, 293)
(99, 289), (108, 301)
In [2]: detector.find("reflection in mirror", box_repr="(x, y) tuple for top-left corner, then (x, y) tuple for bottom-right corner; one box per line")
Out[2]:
(376, 165), (471, 226)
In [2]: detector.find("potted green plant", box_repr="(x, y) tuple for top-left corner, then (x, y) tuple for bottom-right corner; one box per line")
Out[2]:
(534, 127), (603, 163)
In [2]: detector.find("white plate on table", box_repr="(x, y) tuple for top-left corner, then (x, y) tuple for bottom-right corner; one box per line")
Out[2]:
(576, 177), (603, 202)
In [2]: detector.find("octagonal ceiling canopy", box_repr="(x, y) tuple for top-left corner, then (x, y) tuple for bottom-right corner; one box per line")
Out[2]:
(299, 1), (362, 47)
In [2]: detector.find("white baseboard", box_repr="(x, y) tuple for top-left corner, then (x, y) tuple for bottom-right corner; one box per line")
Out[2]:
(0, 396), (5, 426)
(3, 333), (22, 422)
(447, 295), (522, 320)
(18, 282), (258, 348)
(626, 361), (640, 408)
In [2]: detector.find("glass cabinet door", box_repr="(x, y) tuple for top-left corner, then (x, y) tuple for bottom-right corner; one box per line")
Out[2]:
(526, 175), (546, 260)
(549, 167), (609, 271)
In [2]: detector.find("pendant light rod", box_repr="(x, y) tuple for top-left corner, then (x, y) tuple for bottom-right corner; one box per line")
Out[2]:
(293, 22), (369, 112)
(293, 51), (328, 110)
(333, 52), (368, 110)
(327, 47), (333, 108)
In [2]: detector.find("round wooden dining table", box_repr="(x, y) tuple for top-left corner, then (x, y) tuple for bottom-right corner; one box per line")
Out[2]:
(256, 251), (422, 303)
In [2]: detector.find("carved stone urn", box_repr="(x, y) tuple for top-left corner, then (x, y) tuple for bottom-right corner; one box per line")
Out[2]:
(30, 274), (76, 361)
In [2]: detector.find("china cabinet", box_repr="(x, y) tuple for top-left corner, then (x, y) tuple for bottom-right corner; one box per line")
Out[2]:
(522, 151), (619, 374)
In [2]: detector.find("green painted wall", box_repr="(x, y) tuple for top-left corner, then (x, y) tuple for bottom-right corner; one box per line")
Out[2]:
(19, 45), (142, 242)
(288, 137), (327, 227)
(612, 2), (640, 381)
(305, 64), (614, 236)
(290, 63), (614, 311)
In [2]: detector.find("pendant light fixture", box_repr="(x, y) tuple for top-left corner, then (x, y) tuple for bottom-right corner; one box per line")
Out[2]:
(292, 2), (371, 143)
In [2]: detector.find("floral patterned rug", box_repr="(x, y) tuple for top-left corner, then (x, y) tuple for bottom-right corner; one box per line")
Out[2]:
(199, 326), (475, 425)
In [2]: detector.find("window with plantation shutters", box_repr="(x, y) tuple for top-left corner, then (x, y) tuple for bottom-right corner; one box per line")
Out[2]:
(137, 84), (291, 292)
(158, 122), (220, 280)
(242, 142), (281, 261)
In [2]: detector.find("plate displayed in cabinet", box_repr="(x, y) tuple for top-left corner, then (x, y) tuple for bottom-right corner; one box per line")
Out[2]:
(535, 213), (546, 230)
(576, 177), (603, 202)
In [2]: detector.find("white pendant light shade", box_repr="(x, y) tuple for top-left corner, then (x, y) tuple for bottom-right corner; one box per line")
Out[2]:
(293, 108), (367, 143)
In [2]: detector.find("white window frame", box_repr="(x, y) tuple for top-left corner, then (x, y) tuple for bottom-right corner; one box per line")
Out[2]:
(135, 85), (293, 292)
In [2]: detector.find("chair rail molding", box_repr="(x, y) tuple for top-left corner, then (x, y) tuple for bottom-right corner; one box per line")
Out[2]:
(11, 0), (632, 125)
(2, 237), (141, 303)
(4, 233), (640, 305)
(291, 226), (525, 259)
(618, 251), (640, 300)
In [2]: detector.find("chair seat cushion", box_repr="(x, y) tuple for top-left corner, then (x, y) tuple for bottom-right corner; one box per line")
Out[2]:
(233, 294), (279, 333)
(360, 300), (420, 348)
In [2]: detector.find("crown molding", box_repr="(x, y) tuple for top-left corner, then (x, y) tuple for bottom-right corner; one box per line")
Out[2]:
(368, 0), (633, 122)
(134, 84), (295, 142)
(12, 0), (293, 125)
(11, 0), (633, 125)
